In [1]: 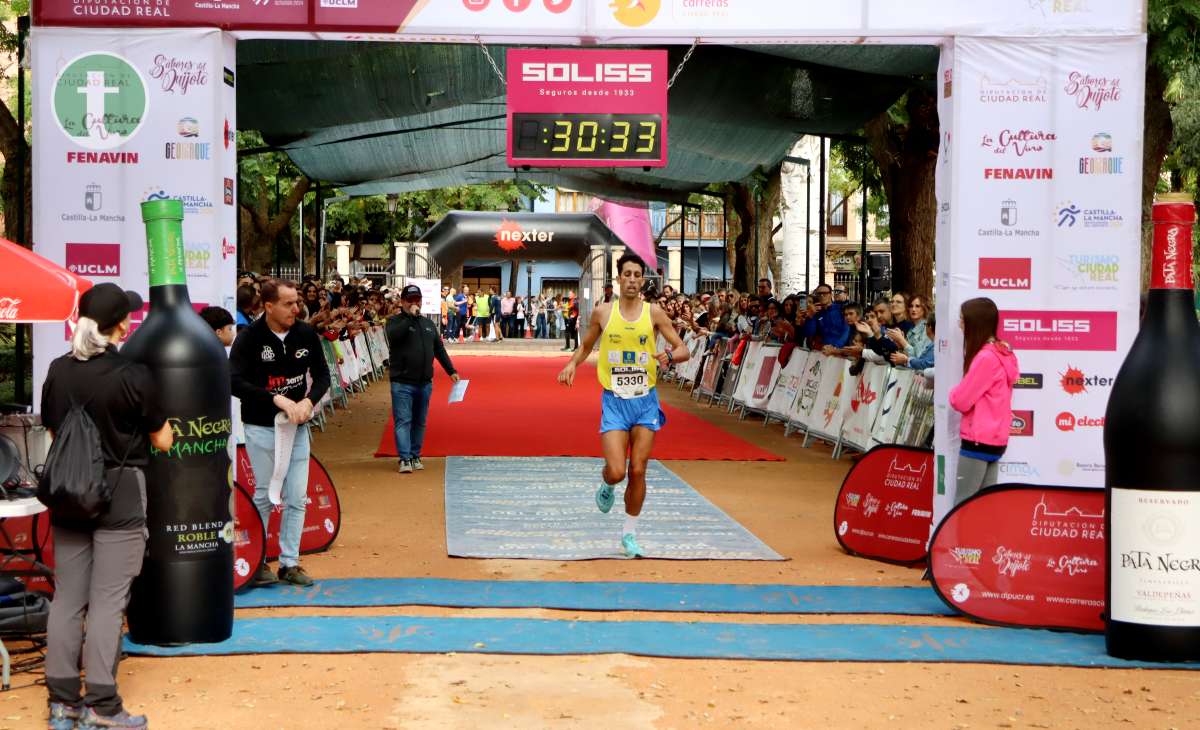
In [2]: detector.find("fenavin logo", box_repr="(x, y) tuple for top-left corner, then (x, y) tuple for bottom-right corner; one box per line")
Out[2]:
(52, 52), (149, 151)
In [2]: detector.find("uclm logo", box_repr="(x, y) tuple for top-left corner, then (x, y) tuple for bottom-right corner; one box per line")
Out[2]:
(65, 243), (120, 277)
(978, 258), (1031, 290)
(999, 310), (1117, 351)
(520, 62), (653, 83)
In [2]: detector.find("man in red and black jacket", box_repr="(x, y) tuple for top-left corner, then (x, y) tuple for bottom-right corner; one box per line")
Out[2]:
(230, 279), (330, 587)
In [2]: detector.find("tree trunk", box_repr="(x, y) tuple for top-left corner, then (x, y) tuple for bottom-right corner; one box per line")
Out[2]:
(0, 95), (31, 246)
(1141, 53), (1173, 293)
(238, 177), (310, 274)
(729, 183), (754, 291)
(756, 166), (783, 291)
(864, 90), (939, 301)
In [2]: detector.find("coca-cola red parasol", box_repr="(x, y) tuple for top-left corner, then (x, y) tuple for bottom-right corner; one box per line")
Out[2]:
(0, 238), (92, 323)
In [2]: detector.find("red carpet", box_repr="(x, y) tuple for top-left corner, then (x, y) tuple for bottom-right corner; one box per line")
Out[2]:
(374, 356), (783, 461)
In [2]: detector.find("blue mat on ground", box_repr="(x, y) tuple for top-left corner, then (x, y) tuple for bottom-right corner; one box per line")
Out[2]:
(123, 615), (1196, 669)
(234, 579), (953, 616)
(444, 456), (783, 560)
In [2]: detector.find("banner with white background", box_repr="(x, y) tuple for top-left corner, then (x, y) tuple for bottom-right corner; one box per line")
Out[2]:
(934, 36), (1145, 523)
(31, 27), (237, 409)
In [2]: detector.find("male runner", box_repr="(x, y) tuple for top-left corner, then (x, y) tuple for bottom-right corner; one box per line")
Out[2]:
(557, 253), (689, 558)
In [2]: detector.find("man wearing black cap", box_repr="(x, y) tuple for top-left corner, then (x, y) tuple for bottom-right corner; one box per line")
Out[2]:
(41, 283), (173, 730)
(386, 284), (460, 474)
(602, 282), (614, 303)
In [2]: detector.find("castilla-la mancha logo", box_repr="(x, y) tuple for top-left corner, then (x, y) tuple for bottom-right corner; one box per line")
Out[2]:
(52, 52), (148, 154)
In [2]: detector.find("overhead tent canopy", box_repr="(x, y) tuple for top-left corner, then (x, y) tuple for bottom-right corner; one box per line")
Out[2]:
(237, 42), (938, 202)
(420, 211), (622, 271)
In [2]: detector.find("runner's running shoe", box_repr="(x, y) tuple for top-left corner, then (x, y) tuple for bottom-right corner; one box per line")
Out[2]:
(621, 533), (644, 558)
(595, 483), (614, 513)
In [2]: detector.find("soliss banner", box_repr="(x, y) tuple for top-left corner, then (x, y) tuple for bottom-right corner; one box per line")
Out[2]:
(929, 485), (1105, 632)
(834, 445), (934, 565)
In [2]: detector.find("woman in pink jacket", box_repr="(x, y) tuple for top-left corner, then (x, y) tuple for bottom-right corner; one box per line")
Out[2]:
(949, 297), (1019, 505)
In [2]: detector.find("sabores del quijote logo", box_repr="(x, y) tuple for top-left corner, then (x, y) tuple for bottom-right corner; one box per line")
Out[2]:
(1064, 71), (1122, 111)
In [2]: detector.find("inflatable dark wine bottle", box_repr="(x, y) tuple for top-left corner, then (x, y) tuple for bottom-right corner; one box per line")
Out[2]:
(124, 199), (234, 645)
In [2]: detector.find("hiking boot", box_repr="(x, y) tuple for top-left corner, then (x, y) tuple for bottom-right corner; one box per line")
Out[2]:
(252, 564), (279, 587)
(278, 565), (314, 587)
(48, 703), (80, 730)
(411, 457), (424, 471)
(77, 708), (147, 729)
(621, 533), (645, 559)
(595, 483), (615, 514)
(399, 459), (413, 474)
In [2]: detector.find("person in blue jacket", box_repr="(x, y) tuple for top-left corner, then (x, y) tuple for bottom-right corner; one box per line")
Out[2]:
(798, 283), (849, 349)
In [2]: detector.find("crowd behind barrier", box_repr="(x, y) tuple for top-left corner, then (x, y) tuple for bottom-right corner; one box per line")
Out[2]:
(658, 335), (935, 458)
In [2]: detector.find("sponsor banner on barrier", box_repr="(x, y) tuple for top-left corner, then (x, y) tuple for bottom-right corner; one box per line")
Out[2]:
(766, 350), (806, 421)
(834, 446), (934, 564)
(787, 350), (827, 430)
(929, 485), (1105, 631)
(841, 362), (888, 451)
(236, 446), (342, 557)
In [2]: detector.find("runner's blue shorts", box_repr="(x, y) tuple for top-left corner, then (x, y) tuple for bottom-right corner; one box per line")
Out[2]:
(600, 388), (667, 433)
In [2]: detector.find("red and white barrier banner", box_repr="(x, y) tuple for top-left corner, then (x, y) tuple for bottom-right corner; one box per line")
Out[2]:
(869, 368), (917, 449)
(841, 362), (889, 451)
(698, 338), (727, 395)
(929, 485), (1105, 632)
(235, 445), (342, 559)
(734, 343), (780, 411)
(766, 350), (806, 420)
(834, 445), (934, 564)
(232, 483), (265, 592)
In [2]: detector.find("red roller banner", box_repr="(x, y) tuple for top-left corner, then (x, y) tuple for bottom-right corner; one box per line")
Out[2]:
(0, 514), (55, 595)
(235, 445), (342, 559)
(929, 485), (1105, 632)
(232, 484), (265, 593)
(834, 445), (933, 565)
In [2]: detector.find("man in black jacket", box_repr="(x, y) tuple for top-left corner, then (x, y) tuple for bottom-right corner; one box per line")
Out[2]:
(230, 279), (330, 586)
(387, 284), (459, 474)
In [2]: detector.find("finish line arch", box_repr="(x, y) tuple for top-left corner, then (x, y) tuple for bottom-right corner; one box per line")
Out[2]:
(29, 2), (1147, 524)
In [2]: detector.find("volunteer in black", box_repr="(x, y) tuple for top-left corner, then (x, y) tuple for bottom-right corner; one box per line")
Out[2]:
(230, 279), (330, 587)
(41, 283), (173, 730)
(386, 284), (460, 474)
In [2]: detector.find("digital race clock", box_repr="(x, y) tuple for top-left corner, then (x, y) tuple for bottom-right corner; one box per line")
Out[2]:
(506, 49), (668, 169)
(511, 113), (662, 162)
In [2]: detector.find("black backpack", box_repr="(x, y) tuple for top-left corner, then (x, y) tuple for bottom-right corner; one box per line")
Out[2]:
(37, 366), (134, 521)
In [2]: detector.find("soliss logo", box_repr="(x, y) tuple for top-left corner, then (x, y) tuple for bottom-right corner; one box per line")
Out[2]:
(1003, 319), (1091, 333)
(520, 62), (653, 83)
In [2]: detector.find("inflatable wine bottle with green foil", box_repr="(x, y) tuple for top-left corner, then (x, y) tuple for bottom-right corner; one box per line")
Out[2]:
(123, 199), (233, 645)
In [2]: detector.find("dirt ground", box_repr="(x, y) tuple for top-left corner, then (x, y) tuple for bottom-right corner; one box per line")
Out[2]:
(4, 352), (1198, 729)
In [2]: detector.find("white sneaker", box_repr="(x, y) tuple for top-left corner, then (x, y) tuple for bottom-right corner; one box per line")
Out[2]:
(399, 460), (413, 474)
(412, 457), (424, 471)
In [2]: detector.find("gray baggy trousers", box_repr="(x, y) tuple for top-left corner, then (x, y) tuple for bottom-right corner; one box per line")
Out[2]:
(45, 524), (146, 714)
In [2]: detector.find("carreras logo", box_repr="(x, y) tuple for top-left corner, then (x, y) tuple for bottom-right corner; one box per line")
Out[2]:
(1000, 310), (1117, 351)
(520, 61), (652, 83)
(978, 258), (1031, 290)
(494, 219), (555, 252)
(65, 243), (120, 277)
(53, 52), (148, 150)
(611, 0), (660, 27)
(1056, 412), (1105, 432)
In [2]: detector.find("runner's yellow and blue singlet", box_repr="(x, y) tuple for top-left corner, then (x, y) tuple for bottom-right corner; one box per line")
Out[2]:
(597, 301), (657, 398)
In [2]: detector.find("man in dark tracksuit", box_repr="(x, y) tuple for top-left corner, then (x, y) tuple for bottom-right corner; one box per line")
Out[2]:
(230, 279), (330, 587)
(387, 284), (460, 474)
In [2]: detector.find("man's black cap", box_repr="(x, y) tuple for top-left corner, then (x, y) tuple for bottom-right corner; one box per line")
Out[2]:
(79, 283), (143, 331)
(401, 284), (423, 300)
